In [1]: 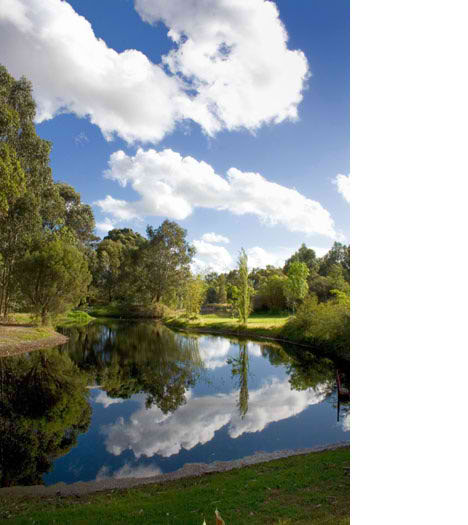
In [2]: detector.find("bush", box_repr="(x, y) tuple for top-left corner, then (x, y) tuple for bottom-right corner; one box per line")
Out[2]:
(281, 294), (350, 359)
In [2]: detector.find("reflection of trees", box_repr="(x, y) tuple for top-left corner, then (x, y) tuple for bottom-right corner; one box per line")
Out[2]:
(260, 343), (337, 395)
(0, 349), (91, 487)
(261, 342), (350, 427)
(61, 322), (203, 414)
(227, 342), (249, 418)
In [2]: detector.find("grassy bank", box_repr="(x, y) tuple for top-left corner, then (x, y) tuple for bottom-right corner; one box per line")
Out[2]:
(0, 447), (349, 524)
(0, 324), (55, 344)
(0, 311), (94, 356)
(0, 324), (68, 357)
(165, 311), (349, 363)
(4, 311), (95, 329)
(165, 312), (289, 340)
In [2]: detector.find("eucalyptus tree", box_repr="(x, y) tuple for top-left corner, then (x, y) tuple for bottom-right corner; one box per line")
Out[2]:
(284, 243), (318, 275)
(17, 232), (91, 325)
(55, 182), (96, 246)
(318, 242), (350, 282)
(138, 220), (195, 304)
(0, 66), (84, 317)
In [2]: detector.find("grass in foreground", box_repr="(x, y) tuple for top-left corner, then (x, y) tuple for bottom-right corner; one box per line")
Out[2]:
(0, 448), (349, 524)
(165, 312), (290, 340)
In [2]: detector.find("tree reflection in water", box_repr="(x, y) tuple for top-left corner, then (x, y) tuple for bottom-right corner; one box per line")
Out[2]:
(0, 349), (91, 487)
(227, 341), (250, 418)
(62, 322), (203, 413)
(0, 322), (349, 487)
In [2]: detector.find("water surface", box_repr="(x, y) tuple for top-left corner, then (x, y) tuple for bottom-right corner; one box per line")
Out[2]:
(0, 320), (349, 487)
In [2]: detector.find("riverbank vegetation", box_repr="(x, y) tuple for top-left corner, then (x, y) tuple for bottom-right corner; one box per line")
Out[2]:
(1, 65), (349, 358)
(0, 446), (350, 524)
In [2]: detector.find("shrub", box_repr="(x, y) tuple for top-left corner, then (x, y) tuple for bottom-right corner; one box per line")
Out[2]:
(281, 293), (350, 358)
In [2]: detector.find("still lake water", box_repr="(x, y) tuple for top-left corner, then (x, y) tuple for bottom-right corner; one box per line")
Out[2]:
(0, 320), (349, 487)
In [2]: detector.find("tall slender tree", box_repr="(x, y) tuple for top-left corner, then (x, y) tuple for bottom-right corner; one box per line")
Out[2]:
(236, 249), (253, 326)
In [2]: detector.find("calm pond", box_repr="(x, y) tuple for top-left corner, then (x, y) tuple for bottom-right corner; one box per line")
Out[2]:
(0, 320), (349, 487)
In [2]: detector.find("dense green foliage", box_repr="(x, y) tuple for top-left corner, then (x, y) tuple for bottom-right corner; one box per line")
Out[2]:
(183, 276), (207, 317)
(283, 261), (310, 312)
(18, 234), (91, 324)
(0, 349), (91, 487)
(0, 66), (95, 322)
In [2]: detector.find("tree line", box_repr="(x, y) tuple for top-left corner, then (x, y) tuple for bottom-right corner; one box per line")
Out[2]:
(1, 64), (350, 327)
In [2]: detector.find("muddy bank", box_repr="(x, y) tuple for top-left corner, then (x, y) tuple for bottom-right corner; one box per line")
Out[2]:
(0, 328), (68, 357)
(0, 443), (349, 498)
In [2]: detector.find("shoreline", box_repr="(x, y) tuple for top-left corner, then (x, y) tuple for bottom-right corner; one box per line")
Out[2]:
(164, 319), (316, 349)
(0, 442), (349, 498)
(0, 328), (69, 357)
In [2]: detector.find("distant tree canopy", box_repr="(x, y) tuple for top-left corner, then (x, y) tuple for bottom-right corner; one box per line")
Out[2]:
(284, 243), (318, 275)
(1, 65), (350, 323)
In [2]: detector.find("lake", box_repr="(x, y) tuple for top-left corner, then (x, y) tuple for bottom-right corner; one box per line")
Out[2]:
(0, 320), (349, 487)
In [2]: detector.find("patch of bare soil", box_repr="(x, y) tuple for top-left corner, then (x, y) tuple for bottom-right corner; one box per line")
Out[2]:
(0, 326), (68, 357)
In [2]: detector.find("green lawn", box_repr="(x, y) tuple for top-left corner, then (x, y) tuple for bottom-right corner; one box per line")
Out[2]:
(0, 447), (350, 524)
(165, 312), (290, 340)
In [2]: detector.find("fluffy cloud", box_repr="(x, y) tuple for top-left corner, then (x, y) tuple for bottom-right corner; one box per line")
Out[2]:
(246, 246), (289, 269)
(96, 463), (162, 481)
(334, 174), (350, 203)
(102, 378), (329, 459)
(0, 0), (184, 143)
(197, 336), (262, 369)
(201, 233), (230, 244)
(191, 240), (234, 274)
(198, 337), (231, 369)
(94, 391), (125, 409)
(135, 0), (309, 134)
(0, 0), (309, 143)
(95, 217), (116, 235)
(95, 148), (336, 238)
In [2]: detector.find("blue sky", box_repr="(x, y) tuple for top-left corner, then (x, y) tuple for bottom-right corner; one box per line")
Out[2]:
(0, 0), (349, 272)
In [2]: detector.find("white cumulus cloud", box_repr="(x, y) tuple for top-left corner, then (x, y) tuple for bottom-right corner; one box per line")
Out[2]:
(0, 0), (309, 143)
(95, 148), (336, 238)
(246, 246), (290, 269)
(95, 217), (116, 235)
(135, 0), (310, 135)
(198, 336), (231, 369)
(201, 232), (230, 244)
(191, 239), (234, 274)
(101, 378), (329, 459)
(334, 174), (350, 203)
